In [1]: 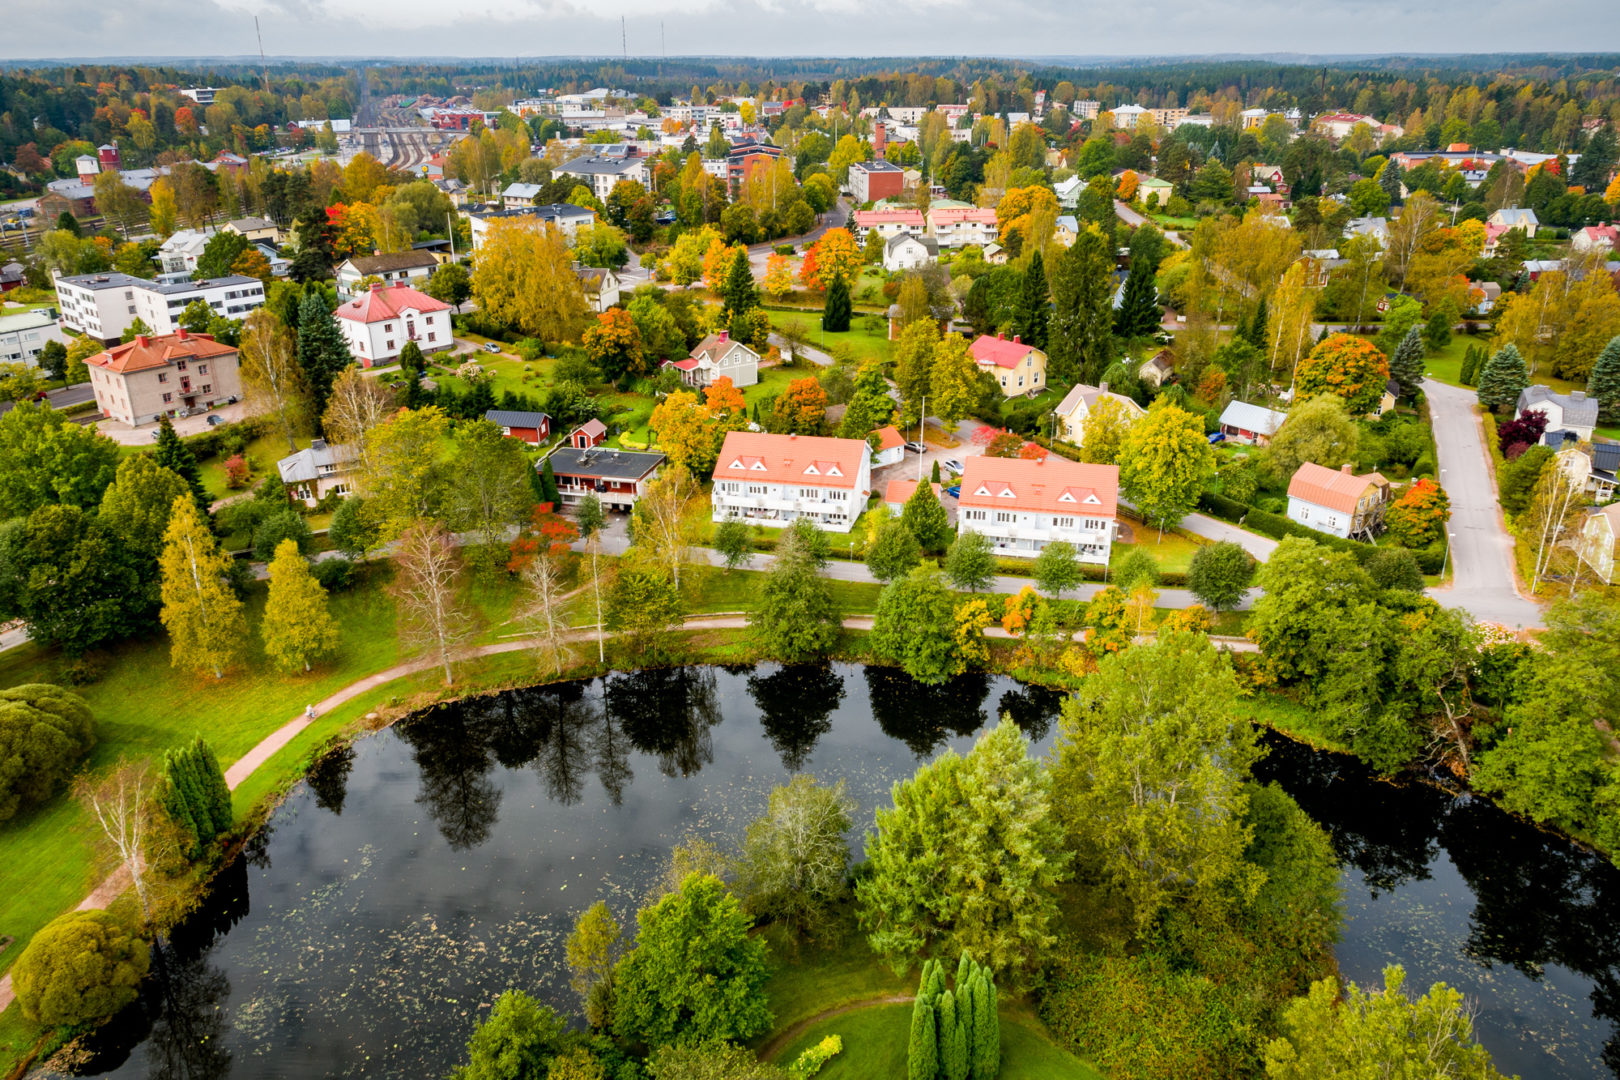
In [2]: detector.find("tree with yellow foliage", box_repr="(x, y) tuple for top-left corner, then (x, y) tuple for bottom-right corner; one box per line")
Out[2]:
(649, 390), (723, 474)
(663, 226), (721, 287)
(702, 235), (744, 292)
(471, 220), (590, 342)
(1494, 267), (1620, 380)
(159, 496), (247, 680)
(762, 253), (795, 300)
(341, 151), (390, 203)
(996, 185), (1059, 255)
(147, 178), (177, 239)
(261, 538), (340, 673)
(803, 228), (861, 291)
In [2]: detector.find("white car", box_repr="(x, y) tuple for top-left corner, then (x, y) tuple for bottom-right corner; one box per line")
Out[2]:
(942, 459), (966, 475)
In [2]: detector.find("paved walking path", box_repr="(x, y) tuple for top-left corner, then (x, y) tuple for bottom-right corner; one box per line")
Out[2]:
(759, 995), (914, 1061)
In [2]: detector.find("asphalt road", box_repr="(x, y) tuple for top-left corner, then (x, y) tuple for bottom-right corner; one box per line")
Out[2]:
(0, 381), (95, 418)
(1422, 377), (1544, 629)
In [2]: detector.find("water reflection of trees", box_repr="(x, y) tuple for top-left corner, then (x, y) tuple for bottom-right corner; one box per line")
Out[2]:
(748, 664), (846, 771)
(605, 667), (722, 777)
(995, 683), (1066, 743)
(398, 702), (503, 850)
(306, 744), (355, 816)
(139, 949), (233, 1080)
(864, 667), (990, 757)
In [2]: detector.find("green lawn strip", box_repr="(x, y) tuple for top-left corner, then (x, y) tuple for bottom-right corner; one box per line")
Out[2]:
(770, 1002), (1105, 1079)
(198, 429), (310, 500)
(766, 308), (894, 363)
(752, 923), (914, 1042)
(1109, 530), (1205, 575)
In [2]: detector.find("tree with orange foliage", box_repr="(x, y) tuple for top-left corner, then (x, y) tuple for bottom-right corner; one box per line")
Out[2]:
(762, 253), (795, 300)
(507, 503), (581, 574)
(1294, 333), (1391, 416)
(1001, 585), (1040, 637)
(582, 308), (646, 385)
(1384, 479), (1451, 549)
(771, 377), (828, 434)
(801, 228), (861, 291)
(1018, 441), (1049, 461)
(985, 430), (1024, 458)
(1195, 368), (1228, 406)
(1117, 170), (1139, 201)
(797, 244), (822, 291)
(702, 236), (743, 292)
(703, 376), (749, 430)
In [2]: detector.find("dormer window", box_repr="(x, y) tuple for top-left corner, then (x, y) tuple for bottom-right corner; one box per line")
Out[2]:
(804, 464), (820, 475)
(1059, 492), (1075, 503)
(974, 485), (992, 496)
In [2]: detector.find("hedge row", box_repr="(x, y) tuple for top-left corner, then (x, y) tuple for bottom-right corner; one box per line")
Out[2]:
(1197, 492), (1443, 573)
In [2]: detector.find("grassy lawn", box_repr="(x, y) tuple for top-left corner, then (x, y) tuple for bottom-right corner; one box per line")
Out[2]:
(768, 308), (894, 364)
(772, 1003), (1105, 1079)
(1110, 529), (1205, 574)
(198, 429), (306, 500)
(683, 564), (885, 616)
(755, 919), (914, 1038)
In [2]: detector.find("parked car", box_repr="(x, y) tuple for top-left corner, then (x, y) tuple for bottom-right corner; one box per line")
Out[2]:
(943, 459), (966, 474)
(945, 485), (961, 498)
(1207, 432), (1225, 444)
(207, 414), (225, 426)
(904, 440), (928, 454)
(483, 341), (502, 353)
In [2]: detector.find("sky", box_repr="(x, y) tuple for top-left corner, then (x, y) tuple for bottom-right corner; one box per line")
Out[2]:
(6, 0), (1619, 61)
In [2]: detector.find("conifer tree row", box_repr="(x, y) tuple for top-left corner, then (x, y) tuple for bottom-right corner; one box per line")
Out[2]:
(909, 952), (1000, 1080)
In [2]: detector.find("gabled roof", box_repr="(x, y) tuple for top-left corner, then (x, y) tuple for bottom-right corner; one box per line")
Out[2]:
(1055, 383), (1144, 420)
(885, 479), (943, 505)
(87, 330), (236, 375)
(1287, 461), (1389, 515)
(485, 410), (550, 429)
(958, 456), (1118, 517)
(342, 251), (439, 276)
(334, 282), (451, 324)
(969, 334), (1042, 369)
(575, 419), (608, 438)
(1492, 207), (1539, 226)
(277, 439), (357, 483)
(691, 332), (758, 365)
(713, 432), (869, 490)
(1219, 400), (1289, 437)
(872, 425), (904, 452)
(885, 232), (938, 255)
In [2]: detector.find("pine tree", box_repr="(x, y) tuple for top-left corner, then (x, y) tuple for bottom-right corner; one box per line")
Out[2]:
(909, 998), (938, 1080)
(823, 272), (852, 333)
(1587, 336), (1620, 423)
(1477, 343), (1529, 413)
(901, 479), (952, 554)
(1241, 296), (1268, 349)
(159, 495), (248, 679)
(1388, 325), (1426, 400)
(1114, 256), (1160, 338)
(296, 293), (352, 423)
(1012, 249), (1049, 349)
(153, 415), (210, 517)
(539, 458), (561, 505)
(721, 246), (758, 323)
(262, 538), (341, 673)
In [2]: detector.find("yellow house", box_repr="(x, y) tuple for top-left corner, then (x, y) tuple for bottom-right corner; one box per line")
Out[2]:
(969, 333), (1047, 398)
(1054, 381), (1145, 445)
(1137, 177), (1175, 207)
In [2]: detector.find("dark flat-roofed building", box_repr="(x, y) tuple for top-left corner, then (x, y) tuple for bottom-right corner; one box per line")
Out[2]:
(545, 444), (665, 512)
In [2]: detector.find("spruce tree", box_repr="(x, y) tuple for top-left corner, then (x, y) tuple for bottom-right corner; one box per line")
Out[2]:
(1587, 336), (1620, 423)
(909, 998), (938, 1080)
(1048, 229), (1113, 383)
(972, 972), (999, 1080)
(721, 246), (758, 323)
(1012, 249), (1049, 349)
(1477, 343), (1529, 413)
(1241, 297), (1268, 349)
(296, 293), (352, 423)
(823, 272), (852, 333)
(153, 416), (210, 517)
(1388, 325), (1426, 400)
(539, 458), (561, 505)
(1378, 159), (1405, 204)
(1423, 298), (1456, 351)
(1114, 256), (1160, 338)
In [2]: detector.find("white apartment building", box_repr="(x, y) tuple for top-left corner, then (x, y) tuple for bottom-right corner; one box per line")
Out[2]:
(851, 209), (925, 242)
(555, 152), (649, 201)
(464, 204), (597, 252)
(334, 282), (453, 367)
(156, 228), (216, 283)
(956, 456), (1119, 562)
(134, 276), (266, 334)
(710, 432), (873, 534)
(926, 206), (998, 248)
(0, 309), (70, 366)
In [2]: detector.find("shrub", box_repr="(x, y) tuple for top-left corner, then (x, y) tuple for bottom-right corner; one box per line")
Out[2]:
(13, 910), (149, 1025)
(0, 683), (96, 821)
(790, 1035), (844, 1078)
(253, 508), (315, 561)
(223, 454), (251, 489)
(312, 556), (358, 591)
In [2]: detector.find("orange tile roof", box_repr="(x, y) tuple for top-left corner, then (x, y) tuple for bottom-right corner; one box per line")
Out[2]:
(873, 425), (904, 452)
(885, 478), (942, 505)
(1287, 461), (1390, 515)
(714, 431), (869, 491)
(959, 456), (1118, 517)
(87, 331), (236, 375)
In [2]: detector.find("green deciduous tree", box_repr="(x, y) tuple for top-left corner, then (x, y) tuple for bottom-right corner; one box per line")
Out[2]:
(362, 405), (452, 539)
(1264, 966), (1510, 1080)
(262, 538), (340, 673)
(870, 566), (964, 685)
(12, 910), (149, 1026)
(1186, 541), (1256, 612)
(1265, 393), (1358, 484)
(748, 525), (840, 662)
(159, 496), (247, 679)
(451, 989), (570, 1080)
(1118, 401), (1215, 535)
(868, 520), (923, 582)
(944, 530), (996, 593)
(566, 901), (622, 1030)
(0, 683), (95, 822)
(0, 402), (121, 519)
(1032, 540), (1082, 599)
(858, 719), (1070, 977)
(447, 419), (534, 553)
(613, 873), (773, 1047)
(7, 505), (144, 655)
(1054, 632), (1262, 927)
(736, 774), (854, 940)
(1476, 344), (1528, 413)
(714, 517), (751, 570)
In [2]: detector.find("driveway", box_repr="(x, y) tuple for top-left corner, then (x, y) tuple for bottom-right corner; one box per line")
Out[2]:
(95, 401), (245, 445)
(1421, 378), (1543, 629)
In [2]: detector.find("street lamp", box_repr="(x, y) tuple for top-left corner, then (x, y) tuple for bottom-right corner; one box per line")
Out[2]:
(1441, 530), (1456, 581)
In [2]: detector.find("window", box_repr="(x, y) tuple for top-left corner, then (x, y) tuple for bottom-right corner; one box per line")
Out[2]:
(162, 392), (172, 403)
(1055, 516), (1075, 528)
(1084, 518), (1106, 531)
(198, 364), (207, 374)
(427, 332), (436, 343)
(128, 305), (136, 314)
(176, 360), (187, 371)
(747, 485), (767, 495)
(384, 323), (394, 333)
(386, 341), (395, 351)
(201, 384), (211, 394)
(995, 511), (1014, 524)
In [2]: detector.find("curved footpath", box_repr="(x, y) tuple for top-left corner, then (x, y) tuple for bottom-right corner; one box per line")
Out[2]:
(758, 994), (914, 1061)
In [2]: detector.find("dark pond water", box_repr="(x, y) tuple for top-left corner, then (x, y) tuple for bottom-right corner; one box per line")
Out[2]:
(65, 665), (1620, 1080)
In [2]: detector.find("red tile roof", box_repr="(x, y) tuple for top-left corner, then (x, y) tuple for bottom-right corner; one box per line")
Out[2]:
(928, 206), (997, 225)
(885, 478), (942, 505)
(334, 281), (450, 324)
(959, 456), (1118, 517)
(1287, 461), (1390, 515)
(713, 431), (869, 491)
(969, 334), (1042, 370)
(853, 209), (925, 228)
(88, 330), (236, 375)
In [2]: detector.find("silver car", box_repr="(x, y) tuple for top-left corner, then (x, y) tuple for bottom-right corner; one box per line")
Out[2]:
(942, 459), (966, 474)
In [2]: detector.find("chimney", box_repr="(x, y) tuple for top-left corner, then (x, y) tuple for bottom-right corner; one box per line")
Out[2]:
(175, 327), (188, 341)
(997, 332), (1005, 340)
(1571, 390), (1587, 401)
(1340, 463), (1353, 474)
(1099, 381), (1109, 395)
(718, 330), (729, 343)
(1013, 335), (1021, 345)
(135, 335), (149, 347)
(369, 283), (382, 293)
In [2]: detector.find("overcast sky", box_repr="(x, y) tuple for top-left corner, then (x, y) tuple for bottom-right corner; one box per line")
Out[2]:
(6, 0), (1618, 62)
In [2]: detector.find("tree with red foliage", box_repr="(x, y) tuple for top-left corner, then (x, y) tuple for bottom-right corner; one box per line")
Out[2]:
(985, 430), (1024, 458)
(1496, 410), (1548, 455)
(1384, 479), (1452, 549)
(507, 502), (580, 574)
(1018, 441), (1049, 461)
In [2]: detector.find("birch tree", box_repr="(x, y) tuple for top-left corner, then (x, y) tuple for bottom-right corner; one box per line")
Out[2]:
(736, 774), (855, 940)
(391, 520), (474, 684)
(75, 760), (157, 925)
(159, 495), (247, 679)
(238, 309), (308, 453)
(578, 494), (607, 664)
(631, 465), (700, 589)
(322, 366), (397, 477)
(522, 549), (572, 675)
(1527, 464), (1586, 593)
(262, 538), (341, 673)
